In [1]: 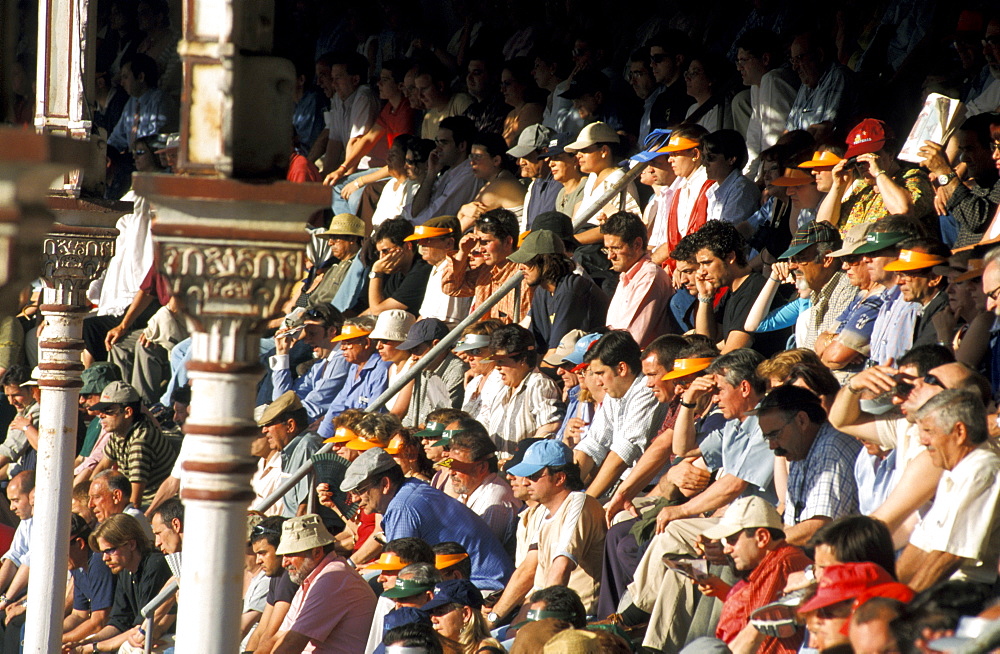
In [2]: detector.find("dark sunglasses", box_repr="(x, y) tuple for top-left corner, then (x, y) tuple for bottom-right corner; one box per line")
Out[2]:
(250, 524), (281, 539)
(894, 373), (943, 398)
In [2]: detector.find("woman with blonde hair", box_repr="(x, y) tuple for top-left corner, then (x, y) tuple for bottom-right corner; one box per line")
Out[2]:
(424, 579), (503, 654)
(454, 319), (505, 423)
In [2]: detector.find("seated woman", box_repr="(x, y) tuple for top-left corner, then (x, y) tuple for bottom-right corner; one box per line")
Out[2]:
(500, 57), (545, 147)
(367, 135), (421, 229)
(683, 52), (734, 133)
(483, 324), (563, 456)
(456, 132), (527, 230)
(454, 319), (506, 424)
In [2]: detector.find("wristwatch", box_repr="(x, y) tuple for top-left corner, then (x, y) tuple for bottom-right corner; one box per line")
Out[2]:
(368, 270), (387, 280)
(936, 172), (957, 187)
(487, 611), (499, 624)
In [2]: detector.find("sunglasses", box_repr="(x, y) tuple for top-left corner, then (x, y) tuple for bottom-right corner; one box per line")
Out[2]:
(894, 373), (943, 398)
(526, 469), (550, 482)
(250, 524), (281, 539)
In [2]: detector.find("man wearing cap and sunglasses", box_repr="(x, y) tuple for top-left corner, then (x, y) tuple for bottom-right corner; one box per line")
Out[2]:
(508, 124), (561, 229)
(408, 216), (472, 328)
(883, 238), (951, 349)
(265, 514), (376, 654)
(308, 214), (367, 311)
(315, 316), (391, 441)
(270, 303), (349, 424)
(340, 448), (513, 591)
(399, 318), (468, 429)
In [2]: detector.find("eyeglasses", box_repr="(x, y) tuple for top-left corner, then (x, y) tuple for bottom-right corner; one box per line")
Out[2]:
(650, 53), (669, 64)
(762, 418), (793, 441)
(841, 255), (863, 266)
(987, 283), (1000, 302)
(983, 35), (1000, 47)
(98, 406), (123, 417)
(250, 524), (281, 540)
(626, 70), (650, 80)
(100, 544), (122, 556)
(720, 532), (744, 547)
(601, 244), (628, 256)
(789, 249), (822, 265)
(683, 68), (705, 79)
(460, 347), (485, 357)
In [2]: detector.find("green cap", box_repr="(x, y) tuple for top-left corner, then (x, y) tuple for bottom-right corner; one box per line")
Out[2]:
(507, 229), (566, 264)
(80, 362), (122, 395)
(414, 421), (446, 440)
(851, 231), (907, 255)
(778, 220), (841, 259)
(381, 577), (436, 599)
(431, 428), (466, 448)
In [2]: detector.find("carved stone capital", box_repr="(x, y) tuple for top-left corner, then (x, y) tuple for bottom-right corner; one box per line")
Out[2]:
(41, 224), (118, 306)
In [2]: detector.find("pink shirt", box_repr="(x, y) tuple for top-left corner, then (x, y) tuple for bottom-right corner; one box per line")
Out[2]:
(606, 255), (673, 349)
(280, 551), (377, 653)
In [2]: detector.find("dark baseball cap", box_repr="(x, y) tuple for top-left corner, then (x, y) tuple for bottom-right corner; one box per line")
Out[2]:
(397, 318), (449, 351)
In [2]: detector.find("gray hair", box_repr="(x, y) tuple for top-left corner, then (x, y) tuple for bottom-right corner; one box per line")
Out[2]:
(984, 245), (1000, 270)
(913, 389), (988, 445)
(705, 348), (767, 395)
(398, 562), (443, 586)
(94, 469), (131, 497)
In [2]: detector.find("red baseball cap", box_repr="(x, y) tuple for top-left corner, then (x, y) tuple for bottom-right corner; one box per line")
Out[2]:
(845, 119), (887, 159)
(797, 562), (896, 613)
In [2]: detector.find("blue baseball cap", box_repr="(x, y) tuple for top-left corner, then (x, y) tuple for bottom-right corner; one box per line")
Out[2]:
(506, 439), (573, 478)
(629, 129), (673, 163)
(562, 332), (601, 366)
(420, 579), (484, 612)
(382, 607), (430, 634)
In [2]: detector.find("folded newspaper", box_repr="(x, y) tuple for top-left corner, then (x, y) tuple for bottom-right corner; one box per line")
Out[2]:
(898, 93), (964, 164)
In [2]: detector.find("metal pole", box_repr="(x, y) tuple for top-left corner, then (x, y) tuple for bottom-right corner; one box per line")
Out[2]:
(571, 162), (650, 229)
(143, 615), (154, 654)
(253, 271), (526, 512)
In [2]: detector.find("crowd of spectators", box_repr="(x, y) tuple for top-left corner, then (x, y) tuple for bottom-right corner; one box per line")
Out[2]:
(7, 0), (1000, 652)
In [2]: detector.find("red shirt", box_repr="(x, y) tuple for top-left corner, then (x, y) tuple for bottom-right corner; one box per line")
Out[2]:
(716, 543), (812, 654)
(287, 152), (322, 183)
(368, 97), (414, 166)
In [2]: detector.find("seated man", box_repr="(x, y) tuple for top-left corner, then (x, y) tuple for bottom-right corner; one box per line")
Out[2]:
(410, 217), (472, 328)
(63, 514), (117, 645)
(574, 331), (667, 499)
(309, 214), (367, 312)
(882, 239), (951, 349)
(409, 116), (483, 224)
(269, 303), (348, 423)
(257, 392), (324, 517)
(398, 318), (467, 428)
(91, 381), (177, 507)
(245, 517), (297, 654)
(265, 514), (376, 654)
(507, 440), (606, 617)
(88, 470), (155, 540)
(339, 448), (514, 591)
(315, 317), (391, 441)
(784, 30), (855, 134)
(149, 498), (184, 556)
(686, 496), (812, 653)
(66, 514), (175, 653)
(0, 365), (39, 479)
(441, 209), (532, 324)
(364, 218), (432, 316)
(436, 427), (522, 552)
(0, 471), (34, 610)
(898, 390), (1000, 591)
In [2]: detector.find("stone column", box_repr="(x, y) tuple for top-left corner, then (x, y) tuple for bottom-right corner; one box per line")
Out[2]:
(134, 175), (329, 653)
(24, 225), (116, 654)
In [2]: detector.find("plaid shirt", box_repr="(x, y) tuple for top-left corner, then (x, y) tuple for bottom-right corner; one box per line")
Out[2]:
(785, 422), (861, 526)
(803, 271), (858, 350)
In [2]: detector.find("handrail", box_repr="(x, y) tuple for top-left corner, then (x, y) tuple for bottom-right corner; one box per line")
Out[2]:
(140, 578), (178, 653)
(571, 161), (649, 229)
(253, 270), (526, 513)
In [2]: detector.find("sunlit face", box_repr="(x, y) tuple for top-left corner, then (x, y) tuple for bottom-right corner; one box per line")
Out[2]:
(918, 413), (961, 470)
(3, 385), (31, 411)
(811, 166), (835, 193)
(97, 403), (132, 435)
(327, 236), (359, 262)
(723, 528), (766, 572)
(252, 539), (283, 577)
(603, 234), (643, 273)
(339, 336), (373, 365)
(282, 550), (320, 585)
(97, 537), (135, 575)
(710, 374), (746, 420)
(863, 250), (897, 286)
(984, 262), (1000, 315)
(517, 153), (545, 179)
(668, 148), (699, 178)
(7, 483), (32, 521)
(519, 262), (542, 287)
(841, 255), (871, 288)
(850, 616), (900, 654)
(447, 446), (486, 495)
(641, 354), (673, 403)
(376, 338), (407, 364)
(677, 259), (698, 295)
(430, 603), (469, 641)
(547, 153), (580, 183)
(574, 144), (610, 174)
(650, 154), (675, 186)
(415, 236), (453, 266)
(471, 230), (513, 268)
(88, 478), (121, 522)
(812, 543), (842, 580)
(150, 513), (182, 555)
(262, 419), (295, 452)
(523, 466), (562, 504)
(788, 245), (830, 292)
(588, 359), (632, 399)
(695, 248), (731, 288)
(302, 321), (335, 349)
(493, 350), (531, 388)
(250, 433), (271, 459)
(896, 268), (940, 304)
(760, 408), (807, 460)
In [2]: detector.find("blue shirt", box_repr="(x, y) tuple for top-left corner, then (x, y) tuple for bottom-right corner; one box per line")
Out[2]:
(332, 255), (368, 314)
(71, 551), (117, 612)
(317, 352), (391, 440)
(270, 349), (350, 423)
(785, 63), (855, 131)
(699, 413), (777, 505)
(785, 423), (861, 527)
(869, 286), (920, 366)
(710, 169), (761, 225)
(556, 385), (581, 441)
(757, 298), (811, 333)
(854, 448), (898, 515)
(382, 479), (514, 591)
(107, 88), (178, 151)
(834, 291), (885, 363)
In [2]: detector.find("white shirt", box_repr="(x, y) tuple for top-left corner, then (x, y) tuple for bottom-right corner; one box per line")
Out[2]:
(910, 442), (1000, 584)
(574, 169), (641, 224)
(463, 472), (523, 548)
(373, 178), (419, 226)
(744, 67), (799, 177)
(648, 178), (683, 250)
(324, 86), (378, 170)
(485, 370), (563, 455)
(418, 260), (472, 325)
(464, 368), (507, 425)
(90, 191), (155, 316)
(672, 166), (712, 236)
(253, 452), (284, 516)
(575, 375), (666, 470)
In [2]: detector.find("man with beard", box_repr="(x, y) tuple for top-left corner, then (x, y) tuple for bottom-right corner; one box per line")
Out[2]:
(269, 514), (376, 654)
(508, 229), (608, 356)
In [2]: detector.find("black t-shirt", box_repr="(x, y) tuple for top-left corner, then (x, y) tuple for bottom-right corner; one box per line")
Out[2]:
(383, 255), (432, 313)
(107, 551), (175, 633)
(266, 569), (299, 606)
(716, 272), (791, 357)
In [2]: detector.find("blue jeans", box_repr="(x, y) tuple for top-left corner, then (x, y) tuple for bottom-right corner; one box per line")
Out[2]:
(330, 170), (368, 215)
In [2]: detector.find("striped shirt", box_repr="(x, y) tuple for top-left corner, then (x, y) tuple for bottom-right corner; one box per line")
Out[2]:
(485, 370), (563, 456)
(105, 413), (178, 505)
